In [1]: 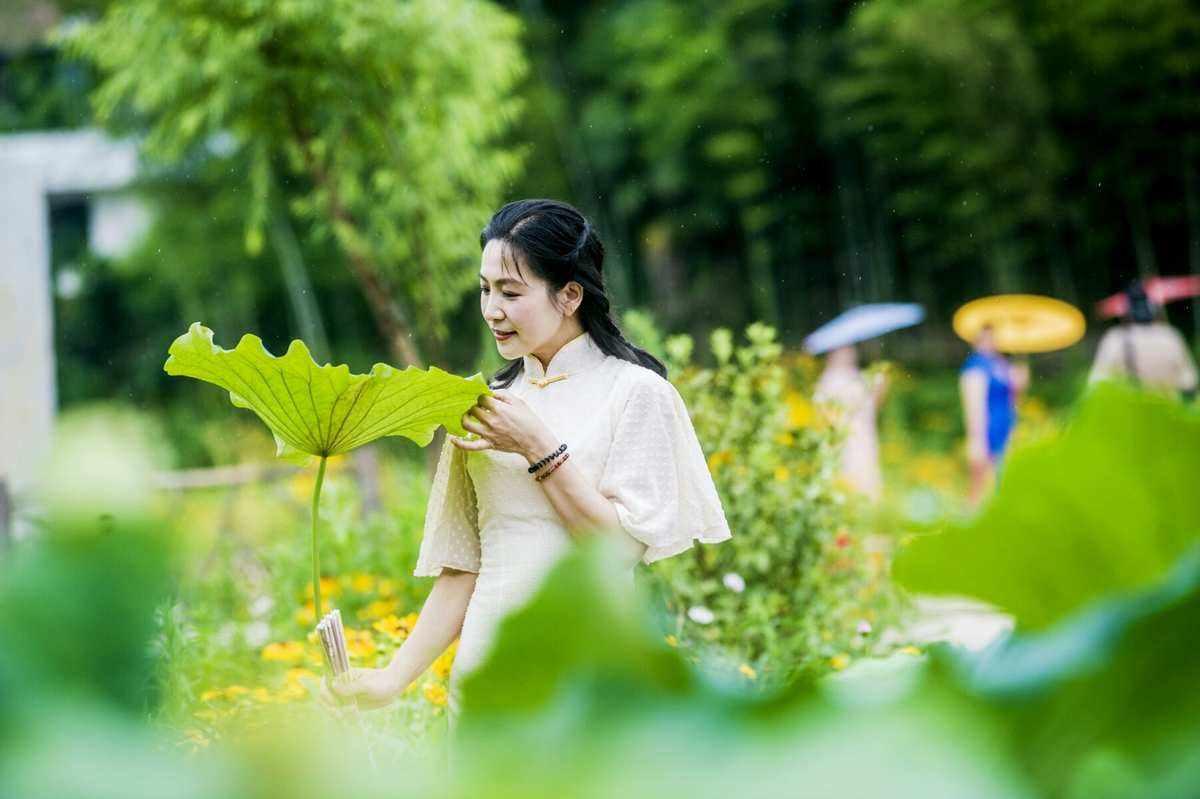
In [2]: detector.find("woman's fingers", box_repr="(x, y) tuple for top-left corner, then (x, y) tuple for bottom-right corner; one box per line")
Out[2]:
(320, 677), (350, 715)
(461, 415), (491, 436)
(450, 434), (494, 451)
(479, 395), (506, 411)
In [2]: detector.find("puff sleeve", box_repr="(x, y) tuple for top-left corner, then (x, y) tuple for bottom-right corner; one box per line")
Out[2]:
(414, 436), (481, 577)
(598, 372), (732, 564)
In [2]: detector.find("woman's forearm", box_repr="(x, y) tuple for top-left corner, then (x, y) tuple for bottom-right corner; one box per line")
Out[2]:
(521, 432), (619, 535)
(520, 435), (646, 564)
(383, 569), (476, 691)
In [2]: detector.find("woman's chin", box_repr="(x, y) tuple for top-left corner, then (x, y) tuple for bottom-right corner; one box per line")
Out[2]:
(494, 336), (522, 357)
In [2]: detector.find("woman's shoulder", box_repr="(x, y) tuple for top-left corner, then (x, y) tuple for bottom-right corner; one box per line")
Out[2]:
(604, 358), (683, 418)
(608, 356), (675, 392)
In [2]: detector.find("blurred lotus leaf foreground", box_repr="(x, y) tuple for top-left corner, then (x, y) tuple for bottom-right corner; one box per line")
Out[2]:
(2, 386), (1199, 798)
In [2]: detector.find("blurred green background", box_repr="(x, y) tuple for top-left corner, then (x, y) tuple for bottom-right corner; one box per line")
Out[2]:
(4, 0), (1199, 453)
(3, 1), (1200, 796)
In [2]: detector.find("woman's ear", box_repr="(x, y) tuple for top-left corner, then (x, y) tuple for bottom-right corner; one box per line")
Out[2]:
(559, 281), (584, 316)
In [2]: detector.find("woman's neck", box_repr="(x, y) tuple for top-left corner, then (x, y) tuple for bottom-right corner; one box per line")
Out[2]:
(530, 320), (586, 371)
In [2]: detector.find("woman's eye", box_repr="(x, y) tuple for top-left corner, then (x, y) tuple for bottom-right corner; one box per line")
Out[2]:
(503, 292), (520, 299)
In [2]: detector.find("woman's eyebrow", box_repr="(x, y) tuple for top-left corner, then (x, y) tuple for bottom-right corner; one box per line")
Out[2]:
(479, 275), (527, 288)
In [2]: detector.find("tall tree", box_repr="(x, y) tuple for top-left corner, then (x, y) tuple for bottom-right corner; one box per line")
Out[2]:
(826, 0), (1062, 311)
(70, 0), (528, 367)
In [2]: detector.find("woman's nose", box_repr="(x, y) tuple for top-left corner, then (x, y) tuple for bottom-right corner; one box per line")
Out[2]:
(483, 295), (504, 321)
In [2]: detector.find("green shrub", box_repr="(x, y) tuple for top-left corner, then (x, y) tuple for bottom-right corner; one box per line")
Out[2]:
(647, 323), (903, 684)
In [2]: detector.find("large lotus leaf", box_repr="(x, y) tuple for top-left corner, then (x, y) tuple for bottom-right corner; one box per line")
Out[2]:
(894, 383), (1200, 629)
(163, 322), (489, 461)
(452, 540), (1033, 799)
(960, 548), (1200, 798)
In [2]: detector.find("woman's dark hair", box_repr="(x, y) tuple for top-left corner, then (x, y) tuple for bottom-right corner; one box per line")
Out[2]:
(480, 199), (666, 388)
(1125, 280), (1155, 324)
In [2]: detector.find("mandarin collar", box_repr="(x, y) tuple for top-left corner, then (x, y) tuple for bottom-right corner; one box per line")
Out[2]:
(522, 331), (606, 380)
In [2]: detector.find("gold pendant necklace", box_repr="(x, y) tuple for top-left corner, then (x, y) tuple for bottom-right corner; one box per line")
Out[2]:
(529, 373), (571, 388)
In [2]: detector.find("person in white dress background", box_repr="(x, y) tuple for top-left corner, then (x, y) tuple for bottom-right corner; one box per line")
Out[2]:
(326, 199), (731, 721)
(813, 344), (887, 502)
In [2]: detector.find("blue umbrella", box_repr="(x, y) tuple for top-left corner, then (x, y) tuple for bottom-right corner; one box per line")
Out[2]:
(804, 303), (925, 355)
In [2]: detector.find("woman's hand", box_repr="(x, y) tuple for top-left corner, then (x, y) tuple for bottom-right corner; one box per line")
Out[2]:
(451, 390), (557, 462)
(319, 666), (402, 712)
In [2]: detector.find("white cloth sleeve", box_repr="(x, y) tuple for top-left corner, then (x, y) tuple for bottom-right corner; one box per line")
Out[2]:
(414, 436), (481, 577)
(599, 374), (732, 564)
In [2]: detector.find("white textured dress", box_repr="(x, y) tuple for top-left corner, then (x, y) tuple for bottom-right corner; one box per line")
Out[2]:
(413, 331), (731, 716)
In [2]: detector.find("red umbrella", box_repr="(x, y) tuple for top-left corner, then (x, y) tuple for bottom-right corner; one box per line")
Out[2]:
(1096, 275), (1200, 319)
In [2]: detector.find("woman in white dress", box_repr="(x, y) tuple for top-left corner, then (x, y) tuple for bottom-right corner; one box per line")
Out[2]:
(326, 199), (731, 720)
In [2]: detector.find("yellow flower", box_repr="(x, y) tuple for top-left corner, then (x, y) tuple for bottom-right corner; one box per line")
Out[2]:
(664, 634), (679, 648)
(372, 614), (409, 641)
(345, 572), (376, 594)
(344, 627), (377, 660)
(261, 641), (305, 663)
(432, 641), (457, 680)
(830, 653), (850, 671)
(423, 681), (448, 707)
(773, 466), (790, 482)
(738, 664), (757, 680)
(898, 646), (923, 657)
(200, 688), (224, 703)
(285, 668), (317, 684)
(224, 685), (250, 698)
(295, 602), (319, 627)
(302, 577), (342, 601)
(377, 578), (397, 597)
(707, 450), (732, 474)
(251, 687), (275, 703)
(358, 599), (400, 622)
(774, 432), (795, 447)
(785, 391), (814, 429)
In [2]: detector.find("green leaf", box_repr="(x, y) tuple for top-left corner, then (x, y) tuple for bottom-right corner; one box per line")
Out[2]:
(163, 322), (489, 461)
(458, 537), (696, 720)
(453, 540), (1033, 799)
(946, 547), (1200, 797)
(894, 384), (1200, 629)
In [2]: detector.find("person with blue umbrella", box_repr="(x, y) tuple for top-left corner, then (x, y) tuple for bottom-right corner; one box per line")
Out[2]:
(805, 303), (924, 502)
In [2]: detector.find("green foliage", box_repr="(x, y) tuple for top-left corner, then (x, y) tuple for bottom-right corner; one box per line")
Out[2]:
(0, 47), (96, 131)
(827, 0), (1061, 291)
(895, 384), (1200, 629)
(0, 408), (176, 730)
(455, 540), (1032, 799)
(649, 323), (901, 682)
(164, 323), (490, 462)
(449, 384), (1200, 796)
(963, 549), (1200, 797)
(7, 385), (1200, 797)
(70, 0), (528, 363)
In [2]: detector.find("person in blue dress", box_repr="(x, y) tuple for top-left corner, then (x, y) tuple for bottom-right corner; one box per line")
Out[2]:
(959, 325), (1027, 506)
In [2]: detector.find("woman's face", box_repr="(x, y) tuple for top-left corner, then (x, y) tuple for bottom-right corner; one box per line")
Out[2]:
(479, 238), (572, 359)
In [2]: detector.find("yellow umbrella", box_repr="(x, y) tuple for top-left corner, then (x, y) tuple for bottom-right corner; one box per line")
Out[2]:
(953, 294), (1086, 354)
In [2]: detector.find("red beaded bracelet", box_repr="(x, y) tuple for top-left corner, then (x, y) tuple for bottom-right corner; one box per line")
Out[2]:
(534, 451), (571, 482)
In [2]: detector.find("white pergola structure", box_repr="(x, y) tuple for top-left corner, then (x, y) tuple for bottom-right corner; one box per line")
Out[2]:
(0, 129), (145, 516)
